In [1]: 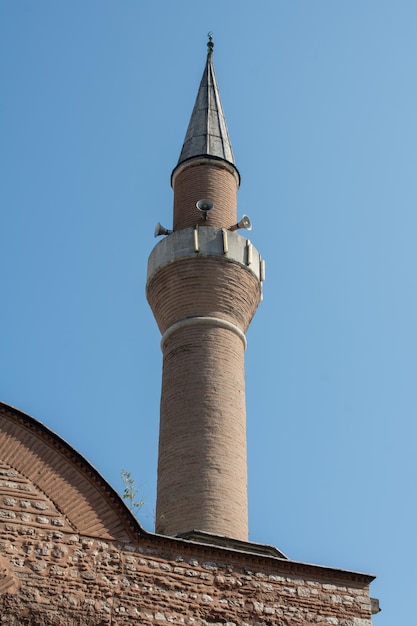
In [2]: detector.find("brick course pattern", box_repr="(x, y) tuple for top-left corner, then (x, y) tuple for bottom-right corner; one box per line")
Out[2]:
(156, 324), (248, 538)
(148, 143), (262, 540)
(147, 254), (261, 540)
(172, 160), (239, 231)
(147, 256), (261, 335)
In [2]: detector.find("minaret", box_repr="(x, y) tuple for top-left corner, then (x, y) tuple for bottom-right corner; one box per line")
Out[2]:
(146, 37), (264, 541)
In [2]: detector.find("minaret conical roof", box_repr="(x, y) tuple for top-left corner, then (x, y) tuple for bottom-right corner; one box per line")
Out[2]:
(177, 39), (235, 168)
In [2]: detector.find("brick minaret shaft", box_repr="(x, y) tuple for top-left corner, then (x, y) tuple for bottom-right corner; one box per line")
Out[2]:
(146, 39), (264, 541)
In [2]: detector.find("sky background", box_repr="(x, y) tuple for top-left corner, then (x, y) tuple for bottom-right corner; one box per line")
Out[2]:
(1, 2), (416, 624)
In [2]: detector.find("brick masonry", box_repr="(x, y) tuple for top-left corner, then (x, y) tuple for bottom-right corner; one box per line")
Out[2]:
(147, 251), (262, 540)
(0, 393), (375, 626)
(147, 256), (261, 336)
(172, 159), (239, 231)
(156, 323), (248, 538)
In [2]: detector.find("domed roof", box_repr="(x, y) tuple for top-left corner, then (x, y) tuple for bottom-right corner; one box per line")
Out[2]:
(0, 401), (145, 541)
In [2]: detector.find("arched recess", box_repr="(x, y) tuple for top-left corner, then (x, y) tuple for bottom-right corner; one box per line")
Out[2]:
(0, 402), (145, 542)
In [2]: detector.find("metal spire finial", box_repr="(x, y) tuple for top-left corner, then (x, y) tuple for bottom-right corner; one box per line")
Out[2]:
(207, 32), (214, 55)
(175, 33), (237, 174)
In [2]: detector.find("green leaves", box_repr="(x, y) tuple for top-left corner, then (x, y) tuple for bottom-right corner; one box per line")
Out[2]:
(121, 469), (144, 512)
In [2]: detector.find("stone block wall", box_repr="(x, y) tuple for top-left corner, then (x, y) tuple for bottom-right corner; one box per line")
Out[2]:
(0, 517), (374, 625)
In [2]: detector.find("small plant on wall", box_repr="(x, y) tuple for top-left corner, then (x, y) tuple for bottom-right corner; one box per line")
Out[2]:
(121, 469), (144, 513)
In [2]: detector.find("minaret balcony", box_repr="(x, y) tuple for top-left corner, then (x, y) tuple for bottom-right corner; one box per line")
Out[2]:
(147, 226), (264, 284)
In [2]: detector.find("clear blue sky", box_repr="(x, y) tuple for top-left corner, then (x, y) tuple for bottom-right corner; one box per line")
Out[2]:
(1, 2), (416, 624)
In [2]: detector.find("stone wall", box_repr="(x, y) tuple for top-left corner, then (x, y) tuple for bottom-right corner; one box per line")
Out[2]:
(0, 518), (373, 626)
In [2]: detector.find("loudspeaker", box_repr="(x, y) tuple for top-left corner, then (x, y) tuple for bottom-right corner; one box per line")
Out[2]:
(154, 222), (173, 237)
(196, 198), (214, 219)
(229, 215), (252, 232)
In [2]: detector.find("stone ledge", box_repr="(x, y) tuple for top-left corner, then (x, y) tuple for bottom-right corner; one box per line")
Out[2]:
(175, 530), (288, 559)
(147, 227), (264, 283)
